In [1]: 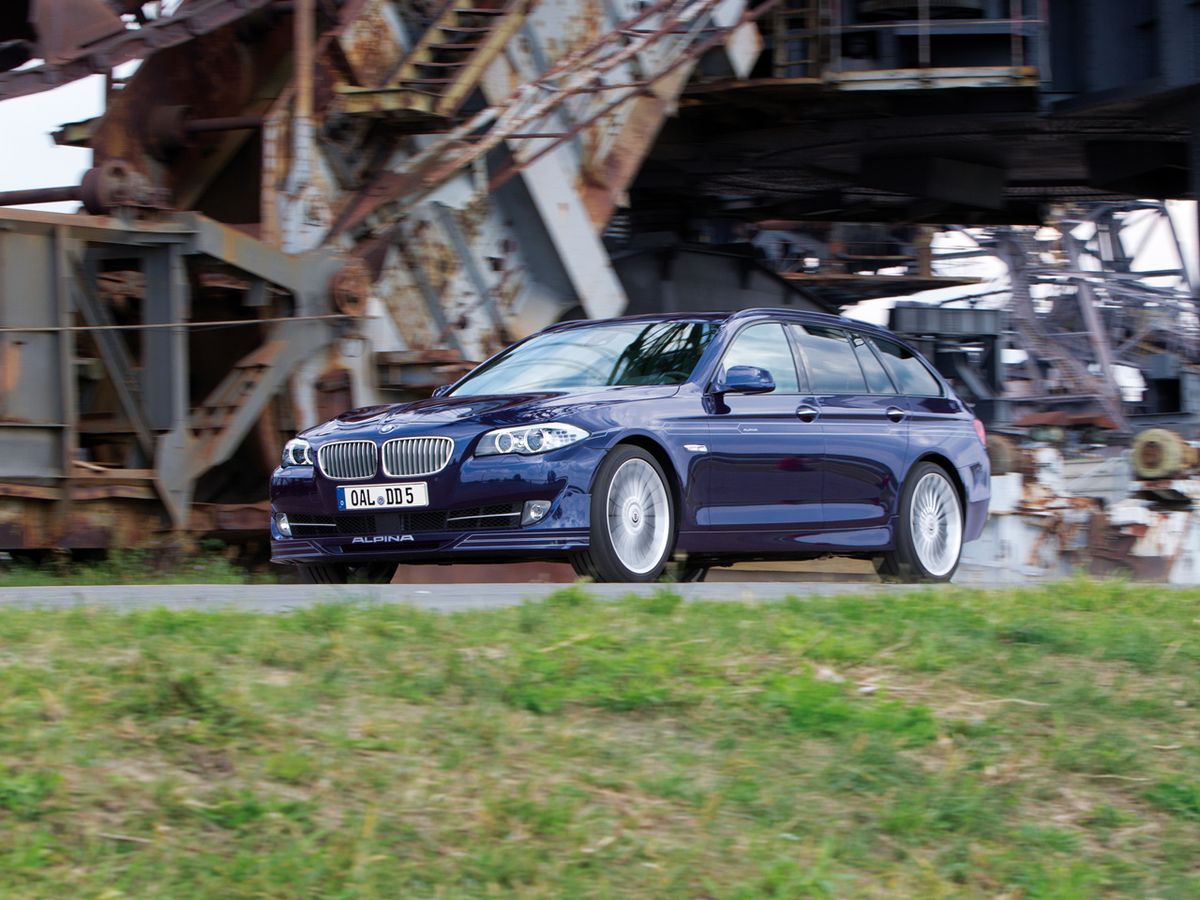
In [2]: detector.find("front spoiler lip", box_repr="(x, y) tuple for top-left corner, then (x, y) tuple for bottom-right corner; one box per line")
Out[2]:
(270, 528), (590, 564)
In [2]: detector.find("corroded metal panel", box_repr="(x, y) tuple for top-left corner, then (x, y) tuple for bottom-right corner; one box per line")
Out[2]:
(339, 0), (409, 87)
(0, 227), (68, 479)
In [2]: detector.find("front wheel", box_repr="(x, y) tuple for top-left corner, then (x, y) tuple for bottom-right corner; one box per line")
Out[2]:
(875, 462), (963, 583)
(571, 446), (676, 583)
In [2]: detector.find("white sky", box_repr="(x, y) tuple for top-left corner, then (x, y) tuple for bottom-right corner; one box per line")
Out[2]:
(0, 75), (103, 212)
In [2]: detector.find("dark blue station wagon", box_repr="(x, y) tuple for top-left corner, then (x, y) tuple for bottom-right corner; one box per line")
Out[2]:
(270, 309), (990, 583)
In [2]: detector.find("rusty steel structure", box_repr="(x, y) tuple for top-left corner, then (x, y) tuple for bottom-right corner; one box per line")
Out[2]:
(5, 0), (1200, 561)
(886, 204), (1200, 583)
(886, 202), (1200, 436)
(0, 0), (785, 553)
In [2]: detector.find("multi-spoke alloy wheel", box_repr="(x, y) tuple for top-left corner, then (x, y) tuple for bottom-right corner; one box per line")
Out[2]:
(572, 446), (675, 582)
(909, 471), (962, 578)
(875, 462), (963, 583)
(606, 458), (671, 575)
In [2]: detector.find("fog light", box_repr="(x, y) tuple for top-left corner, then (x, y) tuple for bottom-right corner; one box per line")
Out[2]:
(522, 500), (551, 525)
(275, 512), (291, 537)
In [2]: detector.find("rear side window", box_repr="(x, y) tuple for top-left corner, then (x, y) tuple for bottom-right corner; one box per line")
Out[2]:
(789, 325), (867, 394)
(851, 334), (897, 394)
(871, 338), (943, 396)
(720, 323), (800, 393)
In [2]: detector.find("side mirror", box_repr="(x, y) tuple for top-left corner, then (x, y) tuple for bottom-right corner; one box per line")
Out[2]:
(431, 385), (452, 398)
(715, 365), (775, 395)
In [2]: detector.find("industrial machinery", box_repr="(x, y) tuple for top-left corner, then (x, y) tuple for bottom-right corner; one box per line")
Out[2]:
(882, 203), (1200, 583)
(4, 0), (1200, 562)
(886, 203), (1200, 435)
(0, 0), (789, 553)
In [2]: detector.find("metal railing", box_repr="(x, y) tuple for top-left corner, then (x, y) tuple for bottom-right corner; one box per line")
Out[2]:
(769, 0), (1047, 81)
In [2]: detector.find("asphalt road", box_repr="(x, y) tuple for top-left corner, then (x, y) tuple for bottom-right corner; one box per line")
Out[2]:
(0, 581), (933, 614)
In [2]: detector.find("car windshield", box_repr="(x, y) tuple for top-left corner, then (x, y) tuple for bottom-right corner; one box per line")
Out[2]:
(449, 320), (719, 396)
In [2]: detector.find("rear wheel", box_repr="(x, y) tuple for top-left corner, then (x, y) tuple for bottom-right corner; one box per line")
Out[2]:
(297, 562), (397, 584)
(875, 462), (963, 583)
(571, 446), (675, 583)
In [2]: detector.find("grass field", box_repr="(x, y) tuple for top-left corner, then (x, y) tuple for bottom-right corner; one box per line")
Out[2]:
(0, 581), (1198, 897)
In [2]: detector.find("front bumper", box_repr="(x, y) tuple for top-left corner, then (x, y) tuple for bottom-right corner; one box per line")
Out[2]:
(270, 524), (591, 566)
(268, 440), (605, 565)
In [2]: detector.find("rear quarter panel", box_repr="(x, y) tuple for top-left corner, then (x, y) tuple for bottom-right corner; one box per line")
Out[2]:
(906, 396), (990, 542)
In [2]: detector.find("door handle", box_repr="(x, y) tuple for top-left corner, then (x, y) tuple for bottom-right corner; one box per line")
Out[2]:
(886, 406), (906, 423)
(795, 404), (819, 423)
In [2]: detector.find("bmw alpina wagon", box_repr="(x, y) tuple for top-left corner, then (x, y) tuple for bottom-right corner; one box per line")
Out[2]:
(270, 309), (990, 583)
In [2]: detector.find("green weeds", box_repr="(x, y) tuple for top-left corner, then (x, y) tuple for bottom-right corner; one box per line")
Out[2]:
(0, 547), (267, 586)
(0, 581), (1196, 896)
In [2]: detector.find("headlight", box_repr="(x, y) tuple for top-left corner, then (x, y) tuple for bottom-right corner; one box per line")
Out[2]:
(476, 423), (589, 456)
(281, 437), (314, 468)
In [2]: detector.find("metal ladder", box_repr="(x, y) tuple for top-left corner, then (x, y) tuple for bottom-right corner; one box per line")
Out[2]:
(186, 320), (331, 478)
(339, 0), (535, 122)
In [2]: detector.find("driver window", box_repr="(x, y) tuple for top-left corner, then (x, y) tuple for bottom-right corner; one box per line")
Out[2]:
(720, 324), (800, 393)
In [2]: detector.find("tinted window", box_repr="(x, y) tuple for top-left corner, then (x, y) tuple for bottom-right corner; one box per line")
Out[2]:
(720, 323), (800, 393)
(789, 325), (867, 394)
(871, 338), (942, 396)
(450, 320), (718, 396)
(851, 334), (897, 394)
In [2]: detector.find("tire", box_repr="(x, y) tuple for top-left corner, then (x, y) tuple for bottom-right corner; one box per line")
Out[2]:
(875, 462), (964, 583)
(297, 562), (396, 584)
(571, 445), (676, 583)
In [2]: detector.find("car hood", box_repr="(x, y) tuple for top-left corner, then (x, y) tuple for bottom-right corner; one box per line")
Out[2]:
(302, 384), (680, 439)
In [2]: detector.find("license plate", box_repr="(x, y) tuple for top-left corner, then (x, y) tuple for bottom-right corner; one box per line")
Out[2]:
(337, 482), (429, 511)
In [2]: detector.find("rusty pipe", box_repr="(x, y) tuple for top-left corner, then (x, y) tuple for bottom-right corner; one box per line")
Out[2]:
(0, 162), (152, 214)
(185, 115), (264, 134)
(147, 107), (263, 159)
(0, 185), (82, 206)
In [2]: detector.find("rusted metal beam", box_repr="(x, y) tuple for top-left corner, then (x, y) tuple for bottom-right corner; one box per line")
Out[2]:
(0, 207), (194, 241)
(283, 0), (316, 252)
(295, 0), (314, 123)
(27, 0), (125, 64)
(0, 0), (282, 101)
